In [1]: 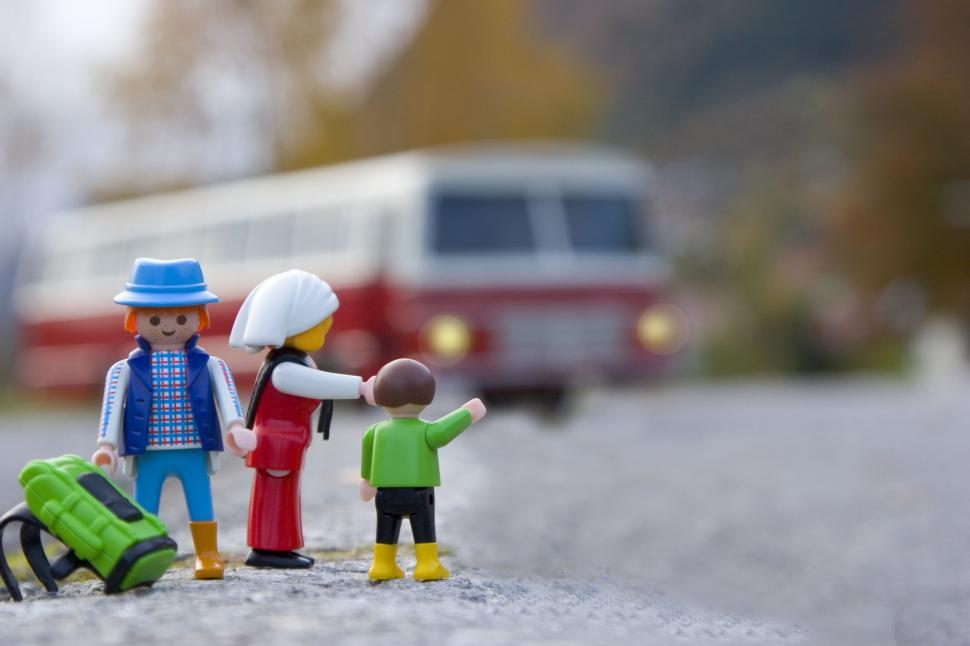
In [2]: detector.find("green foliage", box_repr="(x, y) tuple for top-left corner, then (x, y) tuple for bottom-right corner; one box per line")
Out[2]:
(687, 176), (845, 376)
(835, 0), (970, 323)
(536, 0), (912, 375)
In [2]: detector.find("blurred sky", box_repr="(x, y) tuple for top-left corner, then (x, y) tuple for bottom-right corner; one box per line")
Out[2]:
(0, 1), (145, 219)
(0, 0), (425, 226)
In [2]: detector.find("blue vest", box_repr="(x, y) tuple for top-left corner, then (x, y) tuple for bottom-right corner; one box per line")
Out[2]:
(121, 335), (224, 456)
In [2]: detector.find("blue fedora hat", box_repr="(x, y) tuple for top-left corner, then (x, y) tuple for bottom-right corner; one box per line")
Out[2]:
(114, 258), (220, 308)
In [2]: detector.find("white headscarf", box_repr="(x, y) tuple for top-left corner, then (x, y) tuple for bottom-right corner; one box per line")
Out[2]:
(229, 270), (340, 354)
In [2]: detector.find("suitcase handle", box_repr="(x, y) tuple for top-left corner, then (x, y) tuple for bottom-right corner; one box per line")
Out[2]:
(0, 503), (58, 602)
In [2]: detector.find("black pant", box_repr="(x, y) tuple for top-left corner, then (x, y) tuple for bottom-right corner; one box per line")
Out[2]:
(375, 487), (436, 545)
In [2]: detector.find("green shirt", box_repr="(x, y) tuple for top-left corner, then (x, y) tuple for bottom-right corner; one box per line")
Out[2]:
(360, 408), (472, 487)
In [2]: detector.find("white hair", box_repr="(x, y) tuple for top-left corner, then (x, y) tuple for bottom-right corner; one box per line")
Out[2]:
(229, 270), (340, 354)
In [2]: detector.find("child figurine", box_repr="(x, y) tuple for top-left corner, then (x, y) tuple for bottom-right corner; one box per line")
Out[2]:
(359, 358), (486, 581)
(91, 258), (255, 580)
(229, 269), (375, 569)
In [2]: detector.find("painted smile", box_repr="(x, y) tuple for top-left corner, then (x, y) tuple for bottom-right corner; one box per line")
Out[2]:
(162, 330), (175, 336)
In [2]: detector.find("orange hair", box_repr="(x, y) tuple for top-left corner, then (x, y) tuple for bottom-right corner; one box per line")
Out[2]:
(124, 306), (210, 334)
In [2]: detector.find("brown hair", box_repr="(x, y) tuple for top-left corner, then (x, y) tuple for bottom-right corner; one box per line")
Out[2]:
(373, 358), (436, 408)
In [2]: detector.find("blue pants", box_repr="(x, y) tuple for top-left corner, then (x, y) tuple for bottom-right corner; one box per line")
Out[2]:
(134, 449), (214, 522)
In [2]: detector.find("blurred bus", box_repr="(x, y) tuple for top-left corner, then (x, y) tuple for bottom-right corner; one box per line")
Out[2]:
(14, 143), (687, 405)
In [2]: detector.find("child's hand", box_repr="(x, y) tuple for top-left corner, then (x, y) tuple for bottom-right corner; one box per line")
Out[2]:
(91, 444), (119, 476)
(226, 423), (257, 457)
(461, 398), (487, 423)
(359, 479), (377, 502)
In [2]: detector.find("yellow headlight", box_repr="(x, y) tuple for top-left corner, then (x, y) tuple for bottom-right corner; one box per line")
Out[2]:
(637, 303), (690, 355)
(421, 314), (471, 365)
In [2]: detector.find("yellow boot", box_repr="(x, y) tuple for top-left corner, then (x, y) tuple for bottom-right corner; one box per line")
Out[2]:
(413, 543), (449, 581)
(190, 521), (224, 580)
(368, 543), (404, 580)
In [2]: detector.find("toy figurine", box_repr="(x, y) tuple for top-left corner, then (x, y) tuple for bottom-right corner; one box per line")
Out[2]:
(91, 258), (255, 580)
(359, 358), (486, 581)
(229, 269), (375, 569)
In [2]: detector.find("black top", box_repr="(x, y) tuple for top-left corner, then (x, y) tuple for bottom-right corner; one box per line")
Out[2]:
(246, 347), (333, 440)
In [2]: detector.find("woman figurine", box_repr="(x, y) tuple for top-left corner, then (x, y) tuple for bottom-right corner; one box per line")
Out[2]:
(230, 270), (374, 568)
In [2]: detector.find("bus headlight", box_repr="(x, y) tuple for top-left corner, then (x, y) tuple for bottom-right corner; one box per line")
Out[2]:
(637, 303), (690, 355)
(421, 314), (471, 365)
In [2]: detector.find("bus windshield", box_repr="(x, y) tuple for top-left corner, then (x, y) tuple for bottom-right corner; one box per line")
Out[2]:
(430, 191), (647, 256)
(563, 194), (645, 253)
(431, 193), (535, 255)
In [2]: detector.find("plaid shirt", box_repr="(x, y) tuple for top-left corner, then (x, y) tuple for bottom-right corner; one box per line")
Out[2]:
(98, 346), (245, 466)
(148, 349), (200, 449)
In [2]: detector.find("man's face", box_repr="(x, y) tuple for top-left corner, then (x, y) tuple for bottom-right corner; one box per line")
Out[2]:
(135, 307), (200, 347)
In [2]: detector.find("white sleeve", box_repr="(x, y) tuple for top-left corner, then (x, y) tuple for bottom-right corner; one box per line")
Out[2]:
(207, 356), (245, 428)
(271, 362), (362, 400)
(97, 360), (130, 448)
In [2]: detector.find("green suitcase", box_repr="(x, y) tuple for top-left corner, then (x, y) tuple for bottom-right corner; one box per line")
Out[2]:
(1, 454), (177, 601)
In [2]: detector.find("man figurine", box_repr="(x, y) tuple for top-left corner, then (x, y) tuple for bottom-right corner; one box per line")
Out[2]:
(92, 258), (256, 580)
(359, 358), (486, 581)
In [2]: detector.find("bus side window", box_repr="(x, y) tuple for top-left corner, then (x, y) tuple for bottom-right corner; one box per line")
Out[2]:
(164, 226), (206, 260)
(93, 240), (129, 277)
(373, 207), (394, 265)
(293, 209), (345, 256)
(17, 245), (43, 287)
(246, 214), (295, 261)
(329, 211), (347, 252)
(204, 219), (248, 264)
(52, 246), (92, 282)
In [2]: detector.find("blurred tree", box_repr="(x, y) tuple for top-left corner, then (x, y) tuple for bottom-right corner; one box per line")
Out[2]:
(105, 0), (346, 196)
(537, 0), (913, 375)
(539, 0), (900, 160)
(105, 0), (601, 196)
(835, 0), (970, 326)
(694, 174), (844, 375)
(357, 0), (600, 152)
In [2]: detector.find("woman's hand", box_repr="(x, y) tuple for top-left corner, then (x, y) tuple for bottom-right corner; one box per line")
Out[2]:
(359, 376), (376, 406)
(226, 423), (257, 457)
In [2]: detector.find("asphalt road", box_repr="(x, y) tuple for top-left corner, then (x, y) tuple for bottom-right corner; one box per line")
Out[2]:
(2, 378), (969, 645)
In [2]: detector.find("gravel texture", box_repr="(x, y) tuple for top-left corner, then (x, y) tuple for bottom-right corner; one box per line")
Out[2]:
(4, 377), (968, 644)
(0, 563), (797, 646)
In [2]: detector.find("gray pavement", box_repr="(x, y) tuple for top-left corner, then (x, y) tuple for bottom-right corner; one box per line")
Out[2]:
(1, 378), (969, 644)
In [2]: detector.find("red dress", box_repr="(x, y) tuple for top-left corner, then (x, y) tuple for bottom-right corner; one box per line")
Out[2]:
(245, 380), (320, 551)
